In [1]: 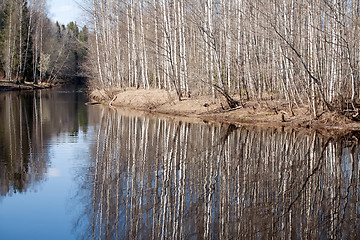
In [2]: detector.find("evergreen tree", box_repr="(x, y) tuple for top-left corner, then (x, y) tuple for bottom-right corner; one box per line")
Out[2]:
(0, 0), (31, 82)
(79, 25), (88, 42)
(77, 25), (88, 75)
(0, 1), (85, 83)
(67, 21), (79, 38)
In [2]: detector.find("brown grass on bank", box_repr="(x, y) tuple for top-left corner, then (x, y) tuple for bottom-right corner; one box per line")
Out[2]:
(89, 88), (360, 132)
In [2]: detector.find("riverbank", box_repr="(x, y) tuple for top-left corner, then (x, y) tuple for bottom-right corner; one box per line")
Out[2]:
(0, 80), (51, 91)
(89, 88), (360, 132)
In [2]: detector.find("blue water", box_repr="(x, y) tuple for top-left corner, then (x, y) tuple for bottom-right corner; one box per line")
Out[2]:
(1, 89), (360, 240)
(0, 134), (87, 239)
(0, 89), (94, 240)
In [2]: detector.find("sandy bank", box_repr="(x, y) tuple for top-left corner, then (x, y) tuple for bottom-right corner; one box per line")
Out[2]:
(89, 88), (360, 133)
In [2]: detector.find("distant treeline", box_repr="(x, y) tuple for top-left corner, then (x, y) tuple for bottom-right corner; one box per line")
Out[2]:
(86, 0), (360, 117)
(0, 0), (88, 83)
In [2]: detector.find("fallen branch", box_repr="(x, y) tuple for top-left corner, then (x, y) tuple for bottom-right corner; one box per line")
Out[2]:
(109, 95), (118, 107)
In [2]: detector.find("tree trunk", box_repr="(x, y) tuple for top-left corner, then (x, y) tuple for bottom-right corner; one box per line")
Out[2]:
(93, 0), (104, 87)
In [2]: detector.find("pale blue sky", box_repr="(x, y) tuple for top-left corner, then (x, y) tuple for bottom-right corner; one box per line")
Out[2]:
(48, 0), (83, 25)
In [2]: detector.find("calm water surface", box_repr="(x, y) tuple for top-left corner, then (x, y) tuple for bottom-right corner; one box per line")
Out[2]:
(0, 89), (360, 239)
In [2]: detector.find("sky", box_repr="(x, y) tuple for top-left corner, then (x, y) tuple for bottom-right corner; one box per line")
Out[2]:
(48, 0), (83, 26)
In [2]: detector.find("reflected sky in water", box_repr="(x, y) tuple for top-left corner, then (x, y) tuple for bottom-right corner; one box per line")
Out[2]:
(0, 89), (94, 239)
(0, 131), (93, 239)
(0, 89), (360, 239)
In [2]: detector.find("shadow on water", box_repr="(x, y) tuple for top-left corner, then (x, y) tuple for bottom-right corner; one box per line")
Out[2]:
(74, 107), (360, 240)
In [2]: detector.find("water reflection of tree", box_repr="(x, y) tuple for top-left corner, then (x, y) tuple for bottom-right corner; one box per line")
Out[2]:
(0, 92), (47, 196)
(79, 109), (360, 239)
(0, 90), (89, 197)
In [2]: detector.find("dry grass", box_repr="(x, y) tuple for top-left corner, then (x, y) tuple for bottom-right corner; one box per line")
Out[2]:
(89, 88), (360, 132)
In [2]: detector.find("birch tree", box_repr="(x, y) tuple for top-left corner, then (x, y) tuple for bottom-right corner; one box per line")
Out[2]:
(83, 0), (360, 116)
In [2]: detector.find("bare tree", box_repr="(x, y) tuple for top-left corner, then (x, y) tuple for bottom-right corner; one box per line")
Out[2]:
(82, 0), (360, 115)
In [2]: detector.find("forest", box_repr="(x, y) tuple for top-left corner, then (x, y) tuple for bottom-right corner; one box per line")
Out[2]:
(2, 0), (360, 120)
(85, 0), (360, 119)
(0, 0), (88, 84)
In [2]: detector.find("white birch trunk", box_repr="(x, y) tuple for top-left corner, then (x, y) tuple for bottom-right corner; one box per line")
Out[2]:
(139, 0), (149, 89)
(223, 0), (231, 90)
(131, 0), (138, 88)
(7, 1), (13, 81)
(153, 0), (161, 88)
(22, 3), (32, 80)
(172, 0), (179, 94)
(16, 1), (24, 81)
(161, 0), (172, 90)
(39, 14), (43, 83)
(207, 0), (215, 96)
(115, 2), (122, 87)
(308, 2), (317, 118)
(180, 0), (189, 94)
(236, 0), (242, 95)
(127, 4), (132, 87)
(93, 0), (104, 87)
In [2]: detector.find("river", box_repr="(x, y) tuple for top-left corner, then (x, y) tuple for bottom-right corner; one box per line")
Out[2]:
(0, 89), (359, 239)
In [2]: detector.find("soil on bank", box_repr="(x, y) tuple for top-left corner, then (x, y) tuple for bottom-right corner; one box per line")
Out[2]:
(89, 88), (360, 133)
(0, 80), (51, 91)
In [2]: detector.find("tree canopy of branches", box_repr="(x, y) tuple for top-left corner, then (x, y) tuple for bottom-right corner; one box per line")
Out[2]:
(0, 0), (88, 83)
(85, 0), (360, 117)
